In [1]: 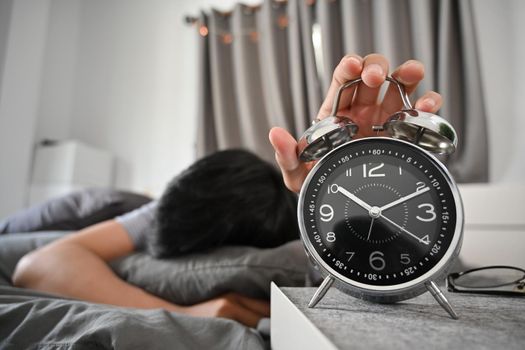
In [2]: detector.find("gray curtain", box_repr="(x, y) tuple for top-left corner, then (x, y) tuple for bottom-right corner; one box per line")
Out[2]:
(195, 0), (488, 182)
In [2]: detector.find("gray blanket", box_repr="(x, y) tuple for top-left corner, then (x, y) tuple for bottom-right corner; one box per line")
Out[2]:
(0, 231), (310, 349)
(0, 286), (267, 350)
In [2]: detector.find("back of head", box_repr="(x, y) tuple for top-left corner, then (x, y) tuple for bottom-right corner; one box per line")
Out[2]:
(150, 149), (299, 258)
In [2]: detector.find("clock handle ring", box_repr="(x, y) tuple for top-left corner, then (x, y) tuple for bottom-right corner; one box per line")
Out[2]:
(329, 77), (412, 118)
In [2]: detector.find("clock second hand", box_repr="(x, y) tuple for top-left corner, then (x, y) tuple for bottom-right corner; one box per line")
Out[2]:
(335, 184), (429, 245)
(379, 214), (430, 245)
(366, 218), (375, 241)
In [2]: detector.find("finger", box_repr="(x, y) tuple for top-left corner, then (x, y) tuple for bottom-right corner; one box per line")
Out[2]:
(269, 127), (310, 193)
(414, 90), (443, 113)
(316, 54), (363, 120)
(353, 53), (389, 106)
(231, 294), (270, 316)
(382, 60), (425, 114)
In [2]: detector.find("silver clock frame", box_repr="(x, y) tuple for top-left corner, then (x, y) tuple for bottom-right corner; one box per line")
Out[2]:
(297, 137), (464, 319)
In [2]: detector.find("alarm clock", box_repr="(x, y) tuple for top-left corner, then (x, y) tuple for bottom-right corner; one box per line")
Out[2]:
(297, 77), (463, 319)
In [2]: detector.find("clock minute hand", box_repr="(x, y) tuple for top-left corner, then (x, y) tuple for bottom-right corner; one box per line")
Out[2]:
(335, 185), (372, 211)
(380, 187), (430, 212)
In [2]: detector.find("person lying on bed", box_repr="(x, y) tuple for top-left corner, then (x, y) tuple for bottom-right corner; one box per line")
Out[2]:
(12, 53), (443, 328)
(13, 149), (297, 328)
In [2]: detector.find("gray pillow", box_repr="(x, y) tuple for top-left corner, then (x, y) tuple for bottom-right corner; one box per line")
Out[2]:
(0, 232), (308, 303)
(110, 240), (308, 305)
(0, 188), (152, 234)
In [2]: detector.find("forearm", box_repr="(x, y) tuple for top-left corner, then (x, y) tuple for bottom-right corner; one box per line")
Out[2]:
(11, 219), (270, 328)
(13, 242), (182, 312)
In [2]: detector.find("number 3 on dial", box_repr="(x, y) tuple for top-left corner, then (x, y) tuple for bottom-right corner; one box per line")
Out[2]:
(416, 203), (436, 222)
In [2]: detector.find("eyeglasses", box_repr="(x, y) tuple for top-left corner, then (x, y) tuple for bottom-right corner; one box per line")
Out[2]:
(447, 265), (525, 296)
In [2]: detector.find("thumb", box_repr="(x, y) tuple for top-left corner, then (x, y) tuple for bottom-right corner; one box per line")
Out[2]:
(269, 127), (310, 193)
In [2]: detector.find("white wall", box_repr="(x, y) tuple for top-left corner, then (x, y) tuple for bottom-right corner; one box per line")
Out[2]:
(0, 0), (51, 217)
(472, 0), (522, 182)
(0, 0), (14, 93)
(504, 0), (525, 182)
(38, 0), (259, 197)
(0, 0), (523, 218)
(35, 0), (81, 142)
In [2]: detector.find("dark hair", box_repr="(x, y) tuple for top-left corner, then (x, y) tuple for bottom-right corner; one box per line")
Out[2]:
(150, 149), (299, 258)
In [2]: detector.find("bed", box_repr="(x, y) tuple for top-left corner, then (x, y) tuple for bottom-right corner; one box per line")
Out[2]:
(0, 189), (308, 349)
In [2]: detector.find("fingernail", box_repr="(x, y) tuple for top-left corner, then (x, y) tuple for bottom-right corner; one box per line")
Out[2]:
(347, 56), (362, 68)
(402, 60), (420, 69)
(363, 64), (385, 83)
(400, 61), (424, 83)
(365, 64), (384, 76)
(423, 98), (436, 109)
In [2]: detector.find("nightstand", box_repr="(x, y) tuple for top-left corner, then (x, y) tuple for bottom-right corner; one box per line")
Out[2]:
(271, 283), (525, 350)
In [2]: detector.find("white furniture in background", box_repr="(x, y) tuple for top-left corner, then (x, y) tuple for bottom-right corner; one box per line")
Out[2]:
(458, 184), (525, 268)
(28, 140), (114, 206)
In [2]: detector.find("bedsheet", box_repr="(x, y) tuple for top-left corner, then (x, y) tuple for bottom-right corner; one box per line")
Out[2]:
(0, 286), (267, 350)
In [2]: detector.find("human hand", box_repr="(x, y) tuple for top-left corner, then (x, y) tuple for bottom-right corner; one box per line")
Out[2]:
(269, 53), (443, 193)
(180, 292), (270, 328)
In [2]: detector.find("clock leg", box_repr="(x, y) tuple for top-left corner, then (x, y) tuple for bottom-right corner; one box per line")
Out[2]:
(308, 275), (335, 308)
(425, 280), (459, 319)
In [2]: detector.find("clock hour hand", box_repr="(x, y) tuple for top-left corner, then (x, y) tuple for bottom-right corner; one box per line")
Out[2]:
(333, 185), (372, 211)
(379, 186), (430, 212)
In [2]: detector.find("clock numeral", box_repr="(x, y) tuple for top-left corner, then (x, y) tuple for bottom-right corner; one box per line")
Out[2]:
(416, 203), (436, 222)
(400, 253), (411, 265)
(327, 184), (339, 194)
(404, 267), (415, 276)
(416, 181), (426, 191)
(345, 251), (355, 262)
(345, 168), (352, 177)
(363, 163), (385, 178)
(365, 273), (378, 281)
(326, 231), (336, 243)
(319, 204), (334, 222)
(369, 251), (386, 271)
(399, 166), (403, 175)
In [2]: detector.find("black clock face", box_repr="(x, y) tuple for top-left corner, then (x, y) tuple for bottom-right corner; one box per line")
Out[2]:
(300, 138), (459, 286)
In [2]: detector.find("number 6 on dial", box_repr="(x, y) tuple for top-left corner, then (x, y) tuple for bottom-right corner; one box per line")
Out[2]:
(369, 251), (386, 271)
